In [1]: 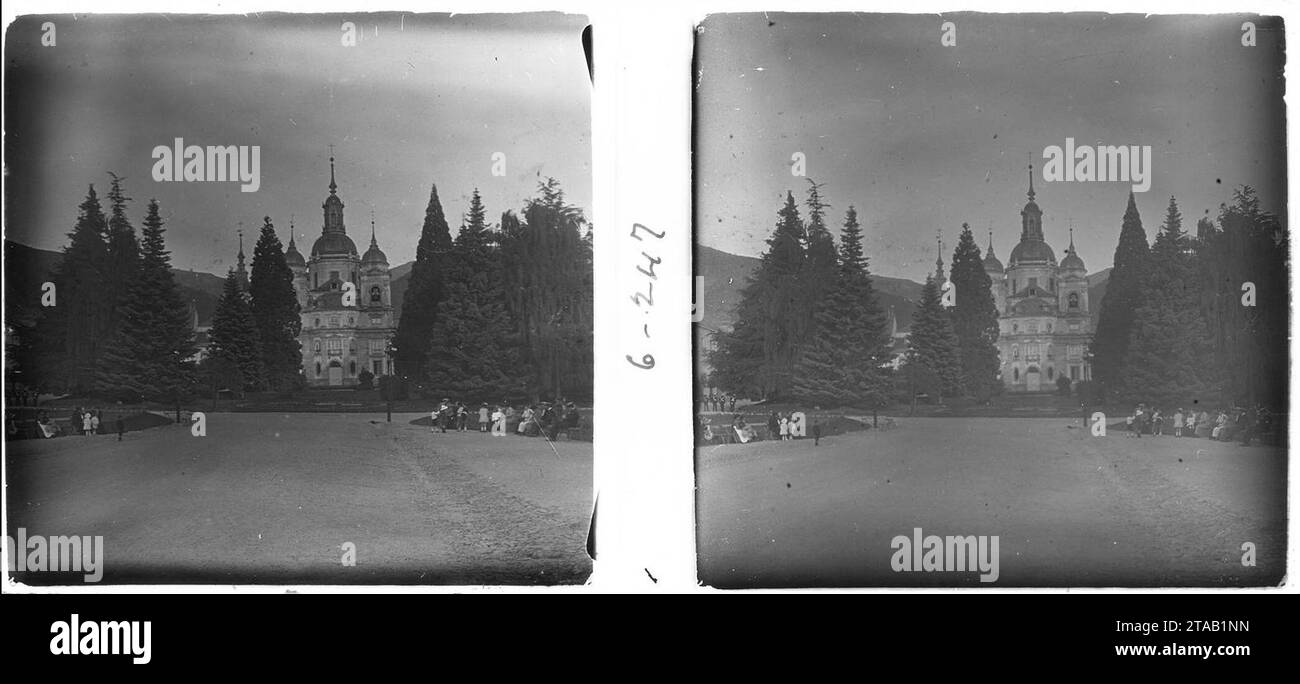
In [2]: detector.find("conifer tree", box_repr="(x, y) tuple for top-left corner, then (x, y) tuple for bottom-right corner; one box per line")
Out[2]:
(948, 222), (1001, 400)
(790, 206), (892, 406)
(426, 189), (526, 401)
(1116, 196), (1218, 406)
(1089, 191), (1149, 399)
(249, 216), (303, 390)
(710, 191), (806, 400)
(392, 184), (453, 381)
(102, 173), (141, 341)
(208, 271), (264, 392)
(906, 274), (964, 400)
(38, 185), (111, 393)
(499, 179), (593, 401)
(95, 200), (196, 400)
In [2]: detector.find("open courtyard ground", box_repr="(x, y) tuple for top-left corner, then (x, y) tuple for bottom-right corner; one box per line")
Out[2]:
(6, 413), (592, 585)
(698, 417), (1286, 588)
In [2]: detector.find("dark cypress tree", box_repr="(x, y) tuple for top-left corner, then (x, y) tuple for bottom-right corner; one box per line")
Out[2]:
(208, 271), (264, 392)
(948, 222), (1001, 400)
(1115, 196), (1218, 406)
(709, 191), (806, 400)
(906, 274), (964, 400)
(392, 184), (453, 381)
(249, 216), (303, 390)
(797, 180), (839, 341)
(1197, 187), (1287, 408)
(499, 178), (593, 401)
(95, 200), (197, 400)
(1089, 191), (1149, 399)
(41, 185), (111, 393)
(426, 189), (526, 401)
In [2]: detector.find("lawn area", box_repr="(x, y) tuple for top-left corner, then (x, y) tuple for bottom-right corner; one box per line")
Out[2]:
(697, 416), (1286, 588)
(6, 413), (592, 585)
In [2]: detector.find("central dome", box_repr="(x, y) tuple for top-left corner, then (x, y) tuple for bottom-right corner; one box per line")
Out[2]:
(311, 232), (358, 257)
(1009, 240), (1056, 265)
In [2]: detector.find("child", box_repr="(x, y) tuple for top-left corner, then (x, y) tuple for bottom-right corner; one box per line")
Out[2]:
(479, 403), (490, 432)
(779, 414), (789, 441)
(1173, 409), (1184, 438)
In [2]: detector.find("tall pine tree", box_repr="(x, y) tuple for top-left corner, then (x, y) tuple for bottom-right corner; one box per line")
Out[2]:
(95, 200), (197, 401)
(42, 185), (111, 393)
(208, 271), (264, 392)
(1115, 196), (1218, 406)
(1089, 191), (1149, 400)
(426, 189), (526, 401)
(249, 216), (303, 390)
(790, 205), (892, 407)
(102, 173), (141, 344)
(710, 191), (806, 400)
(392, 184), (453, 381)
(906, 274), (964, 401)
(948, 222), (1001, 400)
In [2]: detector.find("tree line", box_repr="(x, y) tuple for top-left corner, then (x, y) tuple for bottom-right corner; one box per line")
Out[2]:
(11, 176), (593, 406)
(391, 178), (593, 404)
(1089, 186), (1286, 410)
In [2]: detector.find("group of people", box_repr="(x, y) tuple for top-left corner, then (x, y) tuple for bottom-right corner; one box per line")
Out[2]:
(1122, 403), (1264, 446)
(430, 398), (581, 440)
(696, 409), (825, 447)
(698, 394), (738, 414)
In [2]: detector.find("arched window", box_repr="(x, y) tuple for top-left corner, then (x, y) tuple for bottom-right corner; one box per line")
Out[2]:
(1012, 345), (1020, 360)
(313, 339), (321, 353)
(370, 286), (382, 304)
(1013, 368), (1020, 381)
(315, 361), (322, 377)
(1068, 292), (1079, 309)
(349, 360), (356, 375)
(314, 318), (320, 328)
(1047, 367), (1054, 380)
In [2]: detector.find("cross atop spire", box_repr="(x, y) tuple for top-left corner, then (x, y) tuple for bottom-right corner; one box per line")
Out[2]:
(328, 145), (337, 195)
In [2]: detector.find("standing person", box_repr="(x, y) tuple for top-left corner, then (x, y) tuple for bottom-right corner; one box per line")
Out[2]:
(457, 403), (468, 431)
(779, 413), (790, 441)
(1152, 409), (1164, 436)
(91, 411), (101, 436)
(478, 403), (490, 433)
(115, 416), (125, 441)
(505, 404), (516, 433)
(438, 399), (452, 433)
(518, 405), (533, 434)
(1173, 408), (1185, 438)
(767, 411), (780, 441)
(82, 411), (93, 437)
(729, 395), (736, 413)
(812, 418), (823, 447)
(491, 406), (506, 436)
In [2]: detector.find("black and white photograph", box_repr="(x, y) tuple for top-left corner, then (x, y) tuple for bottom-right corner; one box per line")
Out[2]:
(4, 12), (594, 584)
(693, 13), (1287, 587)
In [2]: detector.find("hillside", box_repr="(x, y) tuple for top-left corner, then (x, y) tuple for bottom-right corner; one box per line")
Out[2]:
(694, 244), (922, 333)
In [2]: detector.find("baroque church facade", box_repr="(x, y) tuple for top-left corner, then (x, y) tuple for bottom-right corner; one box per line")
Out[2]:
(982, 170), (1093, 392)
(283, 157), (395, 387)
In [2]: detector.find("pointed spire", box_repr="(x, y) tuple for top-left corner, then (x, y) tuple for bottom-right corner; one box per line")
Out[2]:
(1027, 163), (1035, 202)
(329, 150), (338, 195)
(934, 231), (945, 283)
(288, 214), (296, 248)
(987, 228), (996, 256)
(1068, 225), (1076, 253)
(370, 209), (378, 246)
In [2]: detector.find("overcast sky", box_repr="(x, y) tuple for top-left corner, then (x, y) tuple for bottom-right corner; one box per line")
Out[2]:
(5, 12), (591, 273)
(695, 13), (1286, 281)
